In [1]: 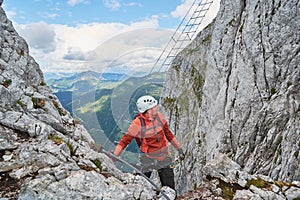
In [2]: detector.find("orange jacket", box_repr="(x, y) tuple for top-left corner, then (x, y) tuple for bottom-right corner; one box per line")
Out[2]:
(114, 112), (181, 161)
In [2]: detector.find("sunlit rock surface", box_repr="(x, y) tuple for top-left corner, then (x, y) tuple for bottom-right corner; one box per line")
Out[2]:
(161, 0), (299, 198)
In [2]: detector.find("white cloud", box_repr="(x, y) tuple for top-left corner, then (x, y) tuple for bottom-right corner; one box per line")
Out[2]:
(171, 0), (221, 32)
(40, 12), (59, 20)
(12, 17), (173, 75)
(63, 47), (88, 61)
(124, 2), (140, 7)
(171, 0), (194, 19)
(67, 0), (88, 6)
(9, 0), (221, 75)
(88, 28), (174, 75)
(16, 21), (56, 53)
(103, 0), (121, 11)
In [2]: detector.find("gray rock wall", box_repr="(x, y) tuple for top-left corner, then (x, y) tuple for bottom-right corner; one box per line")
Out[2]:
(0, 7), (157, 199)
(161, 0), (299, 194)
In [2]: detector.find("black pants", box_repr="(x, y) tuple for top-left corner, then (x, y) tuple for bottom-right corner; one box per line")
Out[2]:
(140, 155), (175, 190)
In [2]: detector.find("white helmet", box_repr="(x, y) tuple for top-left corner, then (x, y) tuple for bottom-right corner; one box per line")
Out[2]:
(136, 95), (158, 113)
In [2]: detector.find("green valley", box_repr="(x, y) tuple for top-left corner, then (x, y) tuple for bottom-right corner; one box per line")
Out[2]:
(47, 71), (165, 155)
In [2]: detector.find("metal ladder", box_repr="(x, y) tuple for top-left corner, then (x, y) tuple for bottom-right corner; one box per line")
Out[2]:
(150, 0), (214, 73)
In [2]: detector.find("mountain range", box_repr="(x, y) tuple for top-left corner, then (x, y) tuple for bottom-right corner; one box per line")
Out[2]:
(46, 70), (165, 156)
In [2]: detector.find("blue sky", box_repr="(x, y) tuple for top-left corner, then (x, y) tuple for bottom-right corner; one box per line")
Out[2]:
(2, 0), (220, 76)
(4, 0), (182, 28)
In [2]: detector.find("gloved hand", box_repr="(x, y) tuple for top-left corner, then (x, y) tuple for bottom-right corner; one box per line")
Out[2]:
(178, 148), (185, 161)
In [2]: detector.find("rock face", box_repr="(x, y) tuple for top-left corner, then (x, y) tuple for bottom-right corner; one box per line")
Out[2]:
(0, 7), (156, 199)
(161, 0), (299, 197)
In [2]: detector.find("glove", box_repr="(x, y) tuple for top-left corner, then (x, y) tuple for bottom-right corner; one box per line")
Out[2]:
(178, 148), (185, 161)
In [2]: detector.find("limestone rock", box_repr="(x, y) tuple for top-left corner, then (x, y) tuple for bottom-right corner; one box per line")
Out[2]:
(161, 0), (299, 197)
(0, 6), (157, 199)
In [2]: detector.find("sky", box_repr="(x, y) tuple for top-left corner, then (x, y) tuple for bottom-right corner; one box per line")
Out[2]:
(2, 0), (220, 77)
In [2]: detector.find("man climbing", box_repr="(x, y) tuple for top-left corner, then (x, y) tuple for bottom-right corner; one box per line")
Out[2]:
(113, 95), (185, 190)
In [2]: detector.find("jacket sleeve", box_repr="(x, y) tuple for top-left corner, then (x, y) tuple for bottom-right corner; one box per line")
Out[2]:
(158, 113), (181, 149)
(114, 118), (141, 156)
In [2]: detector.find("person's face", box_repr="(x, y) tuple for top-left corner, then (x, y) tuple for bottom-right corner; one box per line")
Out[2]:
(149, 105), (158, 117)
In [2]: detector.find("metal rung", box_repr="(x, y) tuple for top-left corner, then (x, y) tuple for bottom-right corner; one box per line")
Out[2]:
(182, 31), (196, 33)
(190, 15), (206, 20)
(176, 38), (192, 42)
(162, 62), (172, 66)
(172, 47), (185, 50)
(190, 12), (205, 20)
(165, 55), (176, 58)
(194, 8), (209, 13)
(186, 22), (203, 27)
(199, 1), (213, 6)
(188, 16), (205, 22)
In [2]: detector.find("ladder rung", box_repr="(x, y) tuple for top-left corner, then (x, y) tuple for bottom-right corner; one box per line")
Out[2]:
(172, 47), (185, 50)
(199, 1), (213, 6)
(190, 15), (206, 20)
(165, 55), (176, 58)
(186, 23), (203, 27)
(182, 30), (196, 34)
(193, 9), (207, 13)
(194, 8), (209, 13)
(176, 38), (192, 42)
(162, 61), (172, 66)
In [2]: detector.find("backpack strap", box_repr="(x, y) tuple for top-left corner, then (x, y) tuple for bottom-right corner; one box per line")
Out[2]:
(136, 115), (165, 149)
(156, 115), (164, 128)
(138, 116), (146, 140)
(139, 115), (164, 142)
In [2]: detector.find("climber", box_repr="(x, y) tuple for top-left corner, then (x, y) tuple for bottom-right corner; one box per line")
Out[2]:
(0, 0), (3, 6)
(112, 95), (185, 190)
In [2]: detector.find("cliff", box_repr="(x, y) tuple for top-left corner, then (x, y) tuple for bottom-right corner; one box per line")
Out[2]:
(0, 7), (157, 199)
(161, 0), (300, 198)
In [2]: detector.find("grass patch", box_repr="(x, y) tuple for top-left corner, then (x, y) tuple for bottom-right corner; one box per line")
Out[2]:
(16, 100), (25, 107)
(2, 79), (12, 88)
(274, 180), (296, 190)
(228, 19), (235, 26)
(294, 151), (299, 158)
(202, 34), (212, 44)
(52, 100), (66, 116)
(246, 177), (271, 190)
(65, 141), (75, 156)
(92, 159), (103, 172)
(78, 164), (94, 171)
(77, 95), (110, 113)
(32, 97), (46, 108)
(48, 135), (64, 145)
(270, 88), (276, 95)
(162, 97), (176, 109)
(48, 135), (75, 156)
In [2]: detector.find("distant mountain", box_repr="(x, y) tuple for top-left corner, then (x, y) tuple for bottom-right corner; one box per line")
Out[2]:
(44, 72), (76, 81)
(46, 70), (128, 92)
(48, 70), (165, 153)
